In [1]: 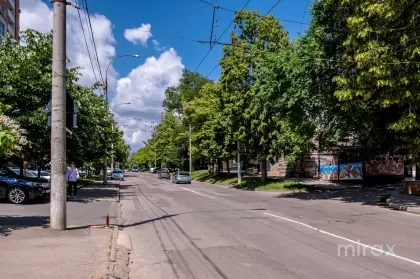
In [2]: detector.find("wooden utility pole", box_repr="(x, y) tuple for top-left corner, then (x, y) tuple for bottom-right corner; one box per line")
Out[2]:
(50, 0), (67, 230)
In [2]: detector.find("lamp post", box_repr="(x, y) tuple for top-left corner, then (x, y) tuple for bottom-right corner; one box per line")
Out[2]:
(114, 124), (128, 169)
(103, 54), (139, 185)
(110, 102), (131, 170)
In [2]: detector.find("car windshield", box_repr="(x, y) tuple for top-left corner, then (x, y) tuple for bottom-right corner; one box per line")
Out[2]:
(40, 171), (50, 176)
(178, 171), (189, 176)
(113, 170), (123, 174)
(11, 169), (38, 178)
(23, 170), (38, 177)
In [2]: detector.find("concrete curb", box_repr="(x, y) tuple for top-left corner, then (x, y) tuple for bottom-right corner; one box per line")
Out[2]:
(106, 191), (131, 279)
(386, 195), (420, 214)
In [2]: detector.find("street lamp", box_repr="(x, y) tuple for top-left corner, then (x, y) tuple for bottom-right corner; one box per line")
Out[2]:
(102, 54), (139, 185)
(104, 54), (140, 103)
(110, 102), (131, 174)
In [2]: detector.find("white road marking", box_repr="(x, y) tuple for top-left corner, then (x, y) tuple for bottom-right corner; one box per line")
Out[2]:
(264, 212), (420, 267)
(179, 187), (216, 199)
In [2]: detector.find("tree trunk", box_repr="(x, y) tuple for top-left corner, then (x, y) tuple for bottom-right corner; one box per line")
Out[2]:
(225, 159), (230, 175)
(217, 159), (221, 175)
(260, 158), (267, 182)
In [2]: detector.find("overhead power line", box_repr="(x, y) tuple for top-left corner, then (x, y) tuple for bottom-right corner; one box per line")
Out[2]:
(195, 0), (251, 71)
(206, 0), (284, 77)
(197, 0), (309, 26)
(82, 0), (105, 86)
(75, 0), (102, 93)
(197, 0), (419, 34)
(299, 0), (310, 34)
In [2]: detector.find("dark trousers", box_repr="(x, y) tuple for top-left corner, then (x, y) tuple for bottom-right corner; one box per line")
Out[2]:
(67, 181), (78, 196)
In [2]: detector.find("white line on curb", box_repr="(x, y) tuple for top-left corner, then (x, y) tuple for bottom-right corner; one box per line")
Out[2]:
(264, 212), (420, 267)
(179, 187), (216, 199)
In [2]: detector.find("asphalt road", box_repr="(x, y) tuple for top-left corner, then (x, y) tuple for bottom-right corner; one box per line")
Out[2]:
(120, 172), (420, 279)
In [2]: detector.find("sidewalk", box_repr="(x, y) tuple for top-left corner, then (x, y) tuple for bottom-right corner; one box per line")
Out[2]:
(386, 192), (420, 214)
(0, 181), (120, 279)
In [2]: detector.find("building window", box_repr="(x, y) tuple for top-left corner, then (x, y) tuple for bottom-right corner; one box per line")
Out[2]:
(0, 23), (5, 36)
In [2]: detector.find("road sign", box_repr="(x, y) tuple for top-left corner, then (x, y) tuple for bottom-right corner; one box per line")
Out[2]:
(44, 91), (79, 128)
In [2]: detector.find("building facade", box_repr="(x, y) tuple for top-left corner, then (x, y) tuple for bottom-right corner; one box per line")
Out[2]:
(0, 0), (19, 42)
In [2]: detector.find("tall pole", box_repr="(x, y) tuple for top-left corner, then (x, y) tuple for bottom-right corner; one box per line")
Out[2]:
(50, 0), (67, 230)
(102, 55), (138, 184)
(189, 124), (192, 176)
(111, 122), (114, 169)
(103, 76), (108, 185)
(237, 141), (241, 185)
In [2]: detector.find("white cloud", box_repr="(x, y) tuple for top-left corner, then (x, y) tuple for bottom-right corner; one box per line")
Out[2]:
(20, 1), (183, 152)
(110, 49), (184, 150)
(20, 0), (117, 91)
(152, 39), (166, 52)
(124, 23), (152, 46)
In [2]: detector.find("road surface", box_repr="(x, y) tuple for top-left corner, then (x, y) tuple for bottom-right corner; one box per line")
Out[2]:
(119, 172), (420, 279)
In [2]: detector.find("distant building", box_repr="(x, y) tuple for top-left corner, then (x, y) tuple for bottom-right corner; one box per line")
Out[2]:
(0, 0), (19, 42)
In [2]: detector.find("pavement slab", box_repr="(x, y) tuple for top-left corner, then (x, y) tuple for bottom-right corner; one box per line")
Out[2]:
(0, 181), (119, 279)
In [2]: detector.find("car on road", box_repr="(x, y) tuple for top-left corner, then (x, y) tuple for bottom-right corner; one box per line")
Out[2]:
(172, 171), (191, 184)
(106, 168), (113, 176)
(0, 166), (50, 204)
(132, 165), (138, 172)
(158, 168), (171, 179)
(111, 169), (124, 181)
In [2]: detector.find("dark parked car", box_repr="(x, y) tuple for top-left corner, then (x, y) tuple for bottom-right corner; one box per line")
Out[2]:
(158, 168), (171, 179)
(0, 166), (50, 204)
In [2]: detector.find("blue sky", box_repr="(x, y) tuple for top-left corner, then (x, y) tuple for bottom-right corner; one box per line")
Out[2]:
(21, 0), (314, 150)
(89, 0), (313, 81)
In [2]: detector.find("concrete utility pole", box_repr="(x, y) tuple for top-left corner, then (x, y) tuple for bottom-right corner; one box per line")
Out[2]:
(237, 141), (241, 185)
(189, 124), (192, 176)
(50, 0), (67, 230)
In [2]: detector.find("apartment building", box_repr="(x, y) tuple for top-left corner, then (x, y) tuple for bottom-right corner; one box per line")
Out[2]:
(0, 0), (19, 42)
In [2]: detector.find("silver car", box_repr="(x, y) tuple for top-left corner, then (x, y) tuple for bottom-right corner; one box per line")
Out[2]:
(111, 169), (124, 181)
(172, 171), (191, 184)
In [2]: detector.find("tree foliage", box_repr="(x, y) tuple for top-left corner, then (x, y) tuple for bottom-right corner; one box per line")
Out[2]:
(130, 0), (420, 179)
(0, 30), (128, 166)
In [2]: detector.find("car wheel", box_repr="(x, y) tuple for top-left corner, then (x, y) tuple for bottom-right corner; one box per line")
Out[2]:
(8, 187), (28, 204)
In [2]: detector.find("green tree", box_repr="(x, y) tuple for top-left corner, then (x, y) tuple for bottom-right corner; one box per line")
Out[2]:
(334, 0), (420, 160)
(184, 82), (228, 172)
(219, 10), (294, 181)
(163, 69), (211, 115)
(0, 30), (124, 166)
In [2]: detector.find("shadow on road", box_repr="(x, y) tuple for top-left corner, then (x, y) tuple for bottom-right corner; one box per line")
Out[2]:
(277, 188), (398, 206)
(121, 214), (179, 228)
(0, 215), (49, 236)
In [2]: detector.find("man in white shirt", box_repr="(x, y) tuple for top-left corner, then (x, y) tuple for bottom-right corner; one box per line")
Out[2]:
(66, 161), (80, 199)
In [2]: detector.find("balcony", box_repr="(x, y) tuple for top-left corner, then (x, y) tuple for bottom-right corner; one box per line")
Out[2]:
(7, 0), (15, 11)
(7, 24), (15, 38)
(7, 8), (14, 23)
(0, 8), (6, 20)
